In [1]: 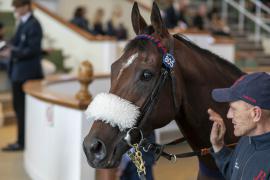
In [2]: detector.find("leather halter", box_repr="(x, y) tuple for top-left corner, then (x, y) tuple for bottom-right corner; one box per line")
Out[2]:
(122, 34), (177, 140)
(133, 34), (179, 130)
(122, 34), (178, 180)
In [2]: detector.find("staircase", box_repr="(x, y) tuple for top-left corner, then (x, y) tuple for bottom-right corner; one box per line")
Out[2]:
(232, 29), (270, 68)
(222, 0), (270, 71)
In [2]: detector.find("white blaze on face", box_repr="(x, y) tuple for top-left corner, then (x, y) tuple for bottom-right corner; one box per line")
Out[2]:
(117, 53), (138, 80)
(85, 93), (140, 131)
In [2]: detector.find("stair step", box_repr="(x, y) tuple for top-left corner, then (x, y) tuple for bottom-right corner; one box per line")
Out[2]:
(235, 51), (266, 61)
(256, 58), (270, 66)
(236, 44), (263, 51)
(233, 36), (253, 43)
(255, 54), (270, 59)
(236, 41), (261, 46)
(231, 32), (247, 37)
(0, 93), (12, 103)
(4, 110), (15, 119)
(0, 92), (15, 126)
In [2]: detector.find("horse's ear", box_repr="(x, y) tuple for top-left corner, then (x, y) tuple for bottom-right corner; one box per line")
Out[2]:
(131, 2), (147, 35)
(150, 2), (169, 37)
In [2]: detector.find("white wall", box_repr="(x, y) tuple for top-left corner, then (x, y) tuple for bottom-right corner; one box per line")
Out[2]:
(35, 0), (59, 12)
(24, 77), (111, 180)
(0, 0), (12, 11)
(24, 96), (95, 180)
(34, 8), (119, 73)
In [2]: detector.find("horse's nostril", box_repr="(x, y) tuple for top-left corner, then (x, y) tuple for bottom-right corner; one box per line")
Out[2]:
(89, 139), (106, 160)
(90, 140), (102, 154)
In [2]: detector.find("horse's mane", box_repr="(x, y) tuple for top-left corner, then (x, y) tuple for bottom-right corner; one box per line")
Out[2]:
(173, 34), (244, 77)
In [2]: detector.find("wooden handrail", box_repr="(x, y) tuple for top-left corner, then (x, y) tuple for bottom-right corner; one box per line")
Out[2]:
(32, 2), (115, 41)
(23, 73), (110, 110)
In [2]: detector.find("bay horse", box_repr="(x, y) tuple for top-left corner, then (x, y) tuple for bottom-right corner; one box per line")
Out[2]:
(83, 2), (244, 180)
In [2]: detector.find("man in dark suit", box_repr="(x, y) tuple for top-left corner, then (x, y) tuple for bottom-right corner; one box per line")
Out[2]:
(1, 0), (43, 151)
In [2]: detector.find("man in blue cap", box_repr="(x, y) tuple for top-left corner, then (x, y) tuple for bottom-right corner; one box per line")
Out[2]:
(208, 72), (270, 180)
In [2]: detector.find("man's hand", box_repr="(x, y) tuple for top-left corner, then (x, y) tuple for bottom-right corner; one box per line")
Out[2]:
(208, 108), (226, 153)
(0, 47), (11, 58)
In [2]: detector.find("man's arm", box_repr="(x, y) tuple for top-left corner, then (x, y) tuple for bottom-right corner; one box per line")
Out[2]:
(208, 108), (235, 180)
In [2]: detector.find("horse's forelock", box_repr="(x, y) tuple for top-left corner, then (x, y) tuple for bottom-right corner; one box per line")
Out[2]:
(124, 25), (155, 53)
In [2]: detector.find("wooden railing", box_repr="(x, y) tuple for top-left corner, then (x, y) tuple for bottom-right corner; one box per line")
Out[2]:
(23, 61), (110, 110)
(23, 73), (110, 110)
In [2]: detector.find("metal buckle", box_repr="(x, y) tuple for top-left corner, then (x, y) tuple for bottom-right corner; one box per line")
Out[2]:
(124, 127), (144, 147)
(170, 154), (177, 163)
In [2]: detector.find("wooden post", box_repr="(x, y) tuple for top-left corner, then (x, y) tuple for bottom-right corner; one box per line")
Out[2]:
(75, 61), (93, 103)
(96, 169), (118, 180)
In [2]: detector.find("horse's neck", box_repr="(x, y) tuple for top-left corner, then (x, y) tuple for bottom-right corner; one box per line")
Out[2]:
(174, 47), (241, 147)
(173, 37), (243, 87)
(172, 38), (241, 179)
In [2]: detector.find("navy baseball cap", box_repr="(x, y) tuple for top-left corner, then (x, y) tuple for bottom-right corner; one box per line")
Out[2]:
(212, 72), (270, 109)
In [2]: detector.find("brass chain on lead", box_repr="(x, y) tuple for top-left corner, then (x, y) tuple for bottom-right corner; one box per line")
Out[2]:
(127, 143), (146, 177)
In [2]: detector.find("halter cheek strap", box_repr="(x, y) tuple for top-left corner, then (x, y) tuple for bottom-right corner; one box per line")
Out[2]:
(133, 34), (179, 126)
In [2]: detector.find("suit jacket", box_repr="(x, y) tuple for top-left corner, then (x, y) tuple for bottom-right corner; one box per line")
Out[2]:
(164, 5), (178, 29)
(9, 14), (43, 82)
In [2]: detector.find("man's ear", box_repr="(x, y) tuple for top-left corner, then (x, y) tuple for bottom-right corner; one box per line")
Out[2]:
(131, 2), (147, 35)
(252, 106), (262, 122)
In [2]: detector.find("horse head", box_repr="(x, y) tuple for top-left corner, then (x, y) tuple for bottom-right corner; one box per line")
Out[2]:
(83, 2), (183, 168)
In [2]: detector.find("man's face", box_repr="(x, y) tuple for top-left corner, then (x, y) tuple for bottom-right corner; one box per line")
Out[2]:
(227, 100), (256, 136)
(14, 5), (30, 18)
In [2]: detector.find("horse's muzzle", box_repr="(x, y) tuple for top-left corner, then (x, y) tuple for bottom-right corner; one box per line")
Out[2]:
(83, 137), (107, 167)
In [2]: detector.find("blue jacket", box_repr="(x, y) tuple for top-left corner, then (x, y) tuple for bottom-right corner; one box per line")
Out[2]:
(9, 14), (43, 82)
(211, 131), (270, 180)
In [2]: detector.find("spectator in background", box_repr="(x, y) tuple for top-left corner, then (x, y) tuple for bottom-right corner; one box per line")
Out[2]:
(70, 6), (92, 33)
(262, 0), (270, 8)
(116, 24), (127, 40)
(93, 8), (106, 35)
(177, 0), (189, 29)
(192, 3), (209, 30)
(164, 0), (189, 29)
(207, 7), (230, 36)
(0, 22), (9, 70)
(164, 0), (178, 29)
(106, 6), (127, 40)
(210, 13), (231, 36)
(0, 22), (4, 41)
(0, 0), (43, 151)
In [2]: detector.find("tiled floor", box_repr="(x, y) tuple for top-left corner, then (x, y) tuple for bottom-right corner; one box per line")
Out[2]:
(0, 124), (31, 180)
(0, 124), (198, 180)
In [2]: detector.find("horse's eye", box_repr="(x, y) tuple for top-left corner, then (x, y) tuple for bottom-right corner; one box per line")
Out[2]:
(141, 70), (153, 81)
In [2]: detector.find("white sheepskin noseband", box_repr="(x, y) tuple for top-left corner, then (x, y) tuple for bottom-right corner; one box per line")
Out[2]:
(85, 93), (141, 131)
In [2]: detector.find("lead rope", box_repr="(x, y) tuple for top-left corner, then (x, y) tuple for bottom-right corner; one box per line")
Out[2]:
(139, 137), (237, 163)
(127, 143), (146, 180)
(124, 128), (146, 180)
